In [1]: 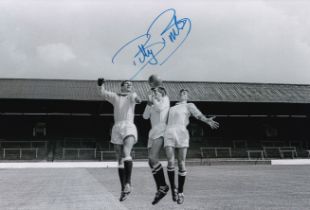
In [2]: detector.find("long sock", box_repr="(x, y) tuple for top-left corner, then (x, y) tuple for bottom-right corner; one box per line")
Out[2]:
(152, 163), (167, 189)
(124, 160), (133, 185)
(178, 169), (187, 193)
(157, 165), (167, 188)
(118, 167), (125, 191)
(167, 166), (175, 190)
(150, 163), (160, 190)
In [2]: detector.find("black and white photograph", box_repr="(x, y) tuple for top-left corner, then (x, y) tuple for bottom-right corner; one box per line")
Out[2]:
(0, 0), (309, 209)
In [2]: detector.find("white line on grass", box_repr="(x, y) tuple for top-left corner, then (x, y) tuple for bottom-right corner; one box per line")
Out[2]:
(272, 159), (310, 165)
(0, 161), (168, 169)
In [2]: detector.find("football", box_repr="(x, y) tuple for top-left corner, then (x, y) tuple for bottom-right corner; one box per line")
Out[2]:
(148, 74), (163, 88)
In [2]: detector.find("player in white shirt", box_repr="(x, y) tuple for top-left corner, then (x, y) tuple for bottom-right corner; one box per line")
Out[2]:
(97, 78), (141, 202)
(143, 87), (170, 205)
(164, 89), (219, 204)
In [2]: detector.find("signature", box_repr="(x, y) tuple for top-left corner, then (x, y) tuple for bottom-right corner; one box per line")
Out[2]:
(111, 8), (192, 79)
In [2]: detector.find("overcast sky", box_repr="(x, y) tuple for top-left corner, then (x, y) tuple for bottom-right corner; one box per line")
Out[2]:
(0, 0), (309, 84)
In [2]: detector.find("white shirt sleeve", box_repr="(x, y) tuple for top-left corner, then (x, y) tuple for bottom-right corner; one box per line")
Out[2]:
(143, 105), (152, 119)
(100, 88), (117, 105)
(130, 92), (138, 104)
(153, 96), (170, 112)
(188, 103), (203, 119)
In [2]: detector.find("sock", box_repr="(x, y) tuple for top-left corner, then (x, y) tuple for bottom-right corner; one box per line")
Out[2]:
(178, 169), (187, 193)
(167, 166), (175, 190)
(152, 163), (167, 189)
(124, 159), (133, 185)
(150, 163), (160, 190)
(118, 167), (125, 191)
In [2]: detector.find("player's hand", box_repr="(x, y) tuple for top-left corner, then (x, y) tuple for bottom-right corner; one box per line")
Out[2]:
(97, 78), (105, 86)
(207, 116), (219, 129)
(147, 94), (153, 106)
(135, 97), (142, 104)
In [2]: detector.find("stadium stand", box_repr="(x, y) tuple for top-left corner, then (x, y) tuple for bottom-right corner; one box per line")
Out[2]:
(33, 122), (47, 137)
(307, 150), (310, 158)
(58, 138), (98, 160)
(2, 148), (38, 159)
(62, 148), (97, 159)
(0, 79), (309, 161)
(132, 147), (148, 159)
(233, 140), (248, 149)
(200, 147), (232, 158)
(279, 147), (297, 158)
(99, 151), (116, 161)
(200, 147), (233, 164)
(0, 140), (48, 160)
(247, 150), (265, 160)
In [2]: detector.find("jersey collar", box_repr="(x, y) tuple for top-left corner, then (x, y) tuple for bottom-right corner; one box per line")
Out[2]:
(117, 92), (130, 96)
(176, 101), (187, 105)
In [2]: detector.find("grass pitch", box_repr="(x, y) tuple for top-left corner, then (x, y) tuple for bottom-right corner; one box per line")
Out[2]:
(0, 165), (310, 210)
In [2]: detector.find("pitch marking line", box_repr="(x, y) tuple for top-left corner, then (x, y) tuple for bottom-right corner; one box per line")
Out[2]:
(271, 159), (310, 165)
(0, 161), (167, 169)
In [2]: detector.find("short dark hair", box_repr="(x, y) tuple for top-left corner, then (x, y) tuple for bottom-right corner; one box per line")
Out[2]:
(156, 87), (167, 96)
(179, 89), (189, 94)
(121, 80), (131, 87)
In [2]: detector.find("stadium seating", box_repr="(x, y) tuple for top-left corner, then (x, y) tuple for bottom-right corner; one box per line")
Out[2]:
(0, 137), (308, 161)
(60, 138), (97, 160)
(247, 150), (265, 160)
(0, 140), (48, 160)
(132, 147), (148, 159)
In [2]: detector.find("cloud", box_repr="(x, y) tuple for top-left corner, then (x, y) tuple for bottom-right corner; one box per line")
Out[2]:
(36, 43), (76, 65)
(0, 0), (309, 84)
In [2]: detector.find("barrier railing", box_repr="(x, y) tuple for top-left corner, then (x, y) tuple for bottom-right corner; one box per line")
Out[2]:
(2, 148), (39, 159)
(62, 148), (97, 159)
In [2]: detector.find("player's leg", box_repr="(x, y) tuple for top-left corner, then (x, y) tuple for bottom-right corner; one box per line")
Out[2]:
(122, 135), (135, 192)
(114, 144), (127, 201)
(149, 137), (169, 205)
(165, 145), (178, 202)
(176, 147), (188, 204)
(149, 137), (167, 189)
(114, 144), (125, 190)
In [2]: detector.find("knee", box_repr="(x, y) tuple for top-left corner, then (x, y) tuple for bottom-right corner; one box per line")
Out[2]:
(167, 159), (175, 168)
(124, 135), (136, 146)
(148, 158), (157, 168)
(122, 149), (132, 159)
(178, 160), (186, 171)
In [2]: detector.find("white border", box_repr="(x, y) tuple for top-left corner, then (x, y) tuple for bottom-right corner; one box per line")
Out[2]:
(271, 159), (310, 165)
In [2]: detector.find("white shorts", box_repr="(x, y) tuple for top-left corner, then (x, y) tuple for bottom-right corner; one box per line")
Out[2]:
(147, 123), (166, 148)
(164, 125), (189, 148)
(149, 123), (166, 139)
(147, 137), (165, 149)
(111, 121), (138, 145)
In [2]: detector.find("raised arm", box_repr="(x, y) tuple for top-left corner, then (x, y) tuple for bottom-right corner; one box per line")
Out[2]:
(135, 94), (142, 104)
(97, 78), (117, 104)
(188, 103), (219, 129)
(152, 95), (170, 112)
(143, 105), (151, 120)
(129, 92), (142, 104)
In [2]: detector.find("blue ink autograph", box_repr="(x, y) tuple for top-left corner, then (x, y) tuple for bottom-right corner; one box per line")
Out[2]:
(111, 8), (192, 79)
